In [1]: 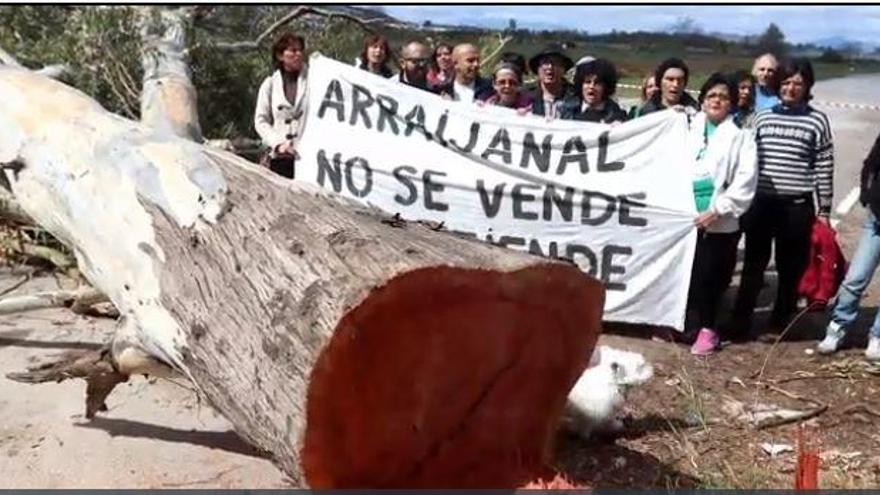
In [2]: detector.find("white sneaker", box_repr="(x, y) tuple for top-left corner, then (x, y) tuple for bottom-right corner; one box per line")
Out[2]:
(817, 322), (845, 355)
(866, 336), (880, 362)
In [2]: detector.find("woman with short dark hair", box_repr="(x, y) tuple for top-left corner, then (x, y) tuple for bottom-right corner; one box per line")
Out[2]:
(357, 35), (393, 78)
(639, 57), (699, 115)
(686, 72), (758, 355)
(732, 57), (835, 340)
(254, 32), (309, 179)
(731, 69), (757, 128)
(560, 58), (627, 123)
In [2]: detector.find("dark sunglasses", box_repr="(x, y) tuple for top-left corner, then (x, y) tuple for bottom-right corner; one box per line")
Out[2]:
(405, 57), (431, 67)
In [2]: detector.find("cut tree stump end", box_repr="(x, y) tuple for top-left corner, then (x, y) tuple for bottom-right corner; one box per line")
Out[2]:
(302, 264), (604, 488)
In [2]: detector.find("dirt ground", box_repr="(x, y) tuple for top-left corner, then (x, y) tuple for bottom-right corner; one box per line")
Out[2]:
(2, 261), (878, 488)
(0, 272), (289, 488)
(551, 204), (880, 489)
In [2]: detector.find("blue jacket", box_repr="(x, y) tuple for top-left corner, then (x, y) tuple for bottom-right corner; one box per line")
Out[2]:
(755, 85), (780, 112)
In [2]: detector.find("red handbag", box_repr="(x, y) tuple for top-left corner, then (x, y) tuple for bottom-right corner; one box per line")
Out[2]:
(798, 219), (847, 309)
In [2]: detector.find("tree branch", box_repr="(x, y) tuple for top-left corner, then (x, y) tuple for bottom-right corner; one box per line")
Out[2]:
(34, 64), (71, 79)
(0, 46), (23, 68)
(212, 6), (381, 51)
(481, 35), (514, 69)
(0, 45), (68, 79)
(0, 182), (35, 225)
(0, 287), (107, 315)
(6, 347), (128, 419)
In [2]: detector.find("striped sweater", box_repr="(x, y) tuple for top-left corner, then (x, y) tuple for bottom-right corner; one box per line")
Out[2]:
(753, 104), (834, 214)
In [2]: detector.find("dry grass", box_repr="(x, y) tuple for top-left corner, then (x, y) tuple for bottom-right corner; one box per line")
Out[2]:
(554, 328), (880, 489)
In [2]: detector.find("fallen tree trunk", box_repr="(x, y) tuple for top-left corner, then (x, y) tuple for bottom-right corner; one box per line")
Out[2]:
(0, 68), (605, 487)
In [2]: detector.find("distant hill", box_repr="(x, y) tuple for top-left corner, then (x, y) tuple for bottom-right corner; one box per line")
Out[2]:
(813, 35), (876, 53)
(322, 5), (417, 29)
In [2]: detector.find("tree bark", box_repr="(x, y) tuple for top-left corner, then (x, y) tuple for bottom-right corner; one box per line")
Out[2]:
(0, 69), (605, 487)
(139, 7), (203, 142)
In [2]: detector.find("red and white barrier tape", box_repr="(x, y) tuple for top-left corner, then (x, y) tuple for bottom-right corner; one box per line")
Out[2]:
(812, 100), (880, 112)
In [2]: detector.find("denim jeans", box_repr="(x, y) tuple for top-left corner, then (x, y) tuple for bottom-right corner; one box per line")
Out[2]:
(830, 211), (880, 338)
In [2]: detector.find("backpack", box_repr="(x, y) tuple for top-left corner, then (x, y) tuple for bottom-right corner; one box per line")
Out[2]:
(798, 219), (847, 309)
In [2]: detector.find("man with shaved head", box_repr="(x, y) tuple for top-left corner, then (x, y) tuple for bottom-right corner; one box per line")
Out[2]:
(393, 40), (437, 93)
(752, 53), (781, 111)
(438, 43), (493, 102)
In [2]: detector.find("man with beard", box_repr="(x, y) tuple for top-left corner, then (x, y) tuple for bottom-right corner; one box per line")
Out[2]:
(437, 43), (493, 102)
(527, 46), (575, 119)
(393, 40), (437, 93)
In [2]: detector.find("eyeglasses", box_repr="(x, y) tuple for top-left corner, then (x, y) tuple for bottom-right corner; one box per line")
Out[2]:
(405, 58), (431, 67)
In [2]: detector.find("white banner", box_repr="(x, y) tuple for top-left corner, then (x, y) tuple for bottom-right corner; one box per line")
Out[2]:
(297, 54), (698, 330)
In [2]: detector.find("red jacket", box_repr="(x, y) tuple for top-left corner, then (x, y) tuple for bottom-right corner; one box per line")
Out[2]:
(798, 219), (847, 309)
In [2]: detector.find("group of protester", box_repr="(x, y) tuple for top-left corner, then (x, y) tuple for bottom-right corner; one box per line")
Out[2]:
(254, 32), (880, 362)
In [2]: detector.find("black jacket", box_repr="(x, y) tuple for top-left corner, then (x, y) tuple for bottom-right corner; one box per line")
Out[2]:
(435, 76), (494, 102)
(360, 62), (394, 79)
(527, 81), (577, 117)
(397, 72), (440, 94)
(638, 92), (700, 116)
(860, 132), (880, 219)
(560, 98), (628, 124)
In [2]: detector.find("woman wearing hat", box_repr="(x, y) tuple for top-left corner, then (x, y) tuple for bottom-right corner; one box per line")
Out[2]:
(527, 46), (576, 119)
(560, 58), (628, 124)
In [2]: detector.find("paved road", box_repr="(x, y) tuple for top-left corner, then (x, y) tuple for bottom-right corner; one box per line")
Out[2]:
(812, 73), (880, 218)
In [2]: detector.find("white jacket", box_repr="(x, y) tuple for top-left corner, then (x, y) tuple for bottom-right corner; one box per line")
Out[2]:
(687, 113), (758, 233)
(253, 68), (309, 155)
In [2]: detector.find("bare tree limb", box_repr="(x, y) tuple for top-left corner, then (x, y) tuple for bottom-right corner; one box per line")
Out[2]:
(481, 35), (514, 69)
(0, 272), (31, 297)
(0, 46), (23, 68)
(1, 45), (68, 79)
(205, 137), (263, 151)
(840, 402), (880, 418)
(755, 405), (827, 430)
(6, 347), (128, 419)
(19, 243), (76, 271)
(0, 287), (107, 315)
(0, 183), (35, 225)
(34, 64), (71, 79)
(212, 6), (381, 51)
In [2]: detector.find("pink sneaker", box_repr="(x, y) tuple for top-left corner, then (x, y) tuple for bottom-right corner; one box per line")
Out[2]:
(690, 328), (720, 356)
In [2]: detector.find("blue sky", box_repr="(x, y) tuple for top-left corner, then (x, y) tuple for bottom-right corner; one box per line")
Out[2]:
(381, 5), (880, 48)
